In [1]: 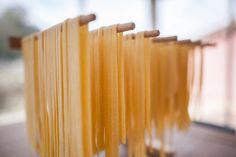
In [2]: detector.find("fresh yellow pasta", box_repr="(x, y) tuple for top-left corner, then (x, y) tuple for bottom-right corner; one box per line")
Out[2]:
(22, 14), (201, 157)
(88, 25), (126, 157)
(23, 16), (92, 157)
(124, 33), (147, 157)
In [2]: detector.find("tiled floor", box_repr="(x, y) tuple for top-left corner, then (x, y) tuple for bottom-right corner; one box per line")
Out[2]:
(0, 122), (236, 157)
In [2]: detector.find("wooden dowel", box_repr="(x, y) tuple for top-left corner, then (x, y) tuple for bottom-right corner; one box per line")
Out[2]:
(153, 36), (177, 42)
(117, 22), (135, 32)
(79, 13), (96, 25)
(190, 41), (216, 47)
(144, 30), (160, 37)
(201, 43), (216, 47)
(126, 29), (159, 39)
(9, 37), (22, 50)
(177, 39), (191, 44)
(192, 40), (201, 45)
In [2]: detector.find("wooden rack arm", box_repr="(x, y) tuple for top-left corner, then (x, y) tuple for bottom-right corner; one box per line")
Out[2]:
(190, 40), (216, 47)
(192, 40), (201, 45)
(177, 39), (192, 44)
(9, 37), (22, 50)
(201, 43), (217, 47)
(117, 22), (135, 32)
(79, 14), (96, 25)
(144, 30), (160, 37)
(125, 29), (160, 39)
(153, 36), (177, 42)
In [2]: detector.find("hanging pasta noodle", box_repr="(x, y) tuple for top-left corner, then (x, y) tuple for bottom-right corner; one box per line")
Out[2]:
(198, 45), (204, 104)
(192, 43), (204, 118)
(124, 32), (147, 157)
(157, 42), (168, 157)
(89, 24), (126, 157)
(144, 37), (152, 136)
(175, 43), (191, 130)
(102, 25), (119, 157)
(22, 16), (92, 157)
(150, 38), (159, 142)
(90, 28), (106, 154)
(89, 30), (101, 153)
(123, 34), (134, 157)
(117, 30), (126, 144)
(22, 34), (39, 152)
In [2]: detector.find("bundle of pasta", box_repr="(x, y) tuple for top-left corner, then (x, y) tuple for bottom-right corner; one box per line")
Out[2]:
(89, 25), (126, 157)
(190, 42), (204, 118)
(148, 40), (198, 156)
(22, 34), (39, 152)
(22, 12), (201, 157)
(175, 43), (195, 130)
(149, 42), (170, 157)
(123, 32), (153, 157)
(22, 16), (93, 157)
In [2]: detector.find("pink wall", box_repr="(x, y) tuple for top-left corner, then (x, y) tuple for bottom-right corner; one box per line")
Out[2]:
(198, 30), (236, 128)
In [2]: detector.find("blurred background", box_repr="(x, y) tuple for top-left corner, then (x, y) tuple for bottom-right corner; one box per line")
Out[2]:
(0, 0), (235, 156)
